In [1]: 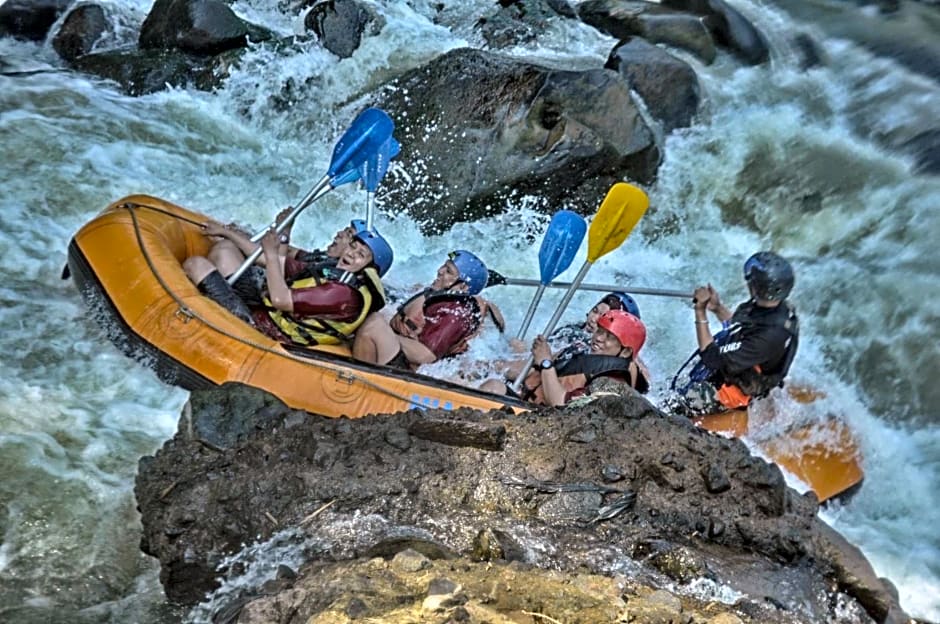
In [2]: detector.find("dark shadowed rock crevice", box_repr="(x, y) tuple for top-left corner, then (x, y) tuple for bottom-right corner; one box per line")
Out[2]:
(135, 384), (910, 623)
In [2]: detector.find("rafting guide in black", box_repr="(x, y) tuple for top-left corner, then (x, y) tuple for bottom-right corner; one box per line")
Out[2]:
(670, 251), (799, 416)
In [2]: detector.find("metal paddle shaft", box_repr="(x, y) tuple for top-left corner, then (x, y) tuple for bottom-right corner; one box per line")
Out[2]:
(515, 283), (547, 339)
(511, 262), (592, 393)
(503, 276), (690, 299)
(365, 191), (376, 230)
(227, 175), (332, 285)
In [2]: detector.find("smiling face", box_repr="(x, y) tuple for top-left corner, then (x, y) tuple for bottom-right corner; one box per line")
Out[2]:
(589, 326), (627, 357)
(325, 225), (357, 258)
(431, 259), (466, 292)
(584, 302), (611, 333)
(337, 239), (374, 272)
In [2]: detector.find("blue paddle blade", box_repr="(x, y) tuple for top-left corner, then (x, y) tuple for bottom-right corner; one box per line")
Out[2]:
(359, 135), (398, 192)
(330, 159), (362, 187)
(538, 210), (587, 284)
(328, 107), (394, 178)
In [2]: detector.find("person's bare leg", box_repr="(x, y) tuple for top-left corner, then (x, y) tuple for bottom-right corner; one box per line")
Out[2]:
(353, 314), (402, 364)
(208, 239), (251, 277)
(479, 378), (509, 395)
(183, 256), (217, 285)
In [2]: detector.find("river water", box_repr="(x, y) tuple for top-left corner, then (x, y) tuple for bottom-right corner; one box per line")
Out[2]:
(0, 0), (937, 621)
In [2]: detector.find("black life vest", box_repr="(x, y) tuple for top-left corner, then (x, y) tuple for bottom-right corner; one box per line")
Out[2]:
(672, 301), (799, 399)
(728, 301), (799, 397)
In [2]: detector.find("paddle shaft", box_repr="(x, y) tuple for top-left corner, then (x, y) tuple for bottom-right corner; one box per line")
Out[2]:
(511, 261), (592, 393)
(515, 283), (547, 340)
(227, 174), (332, 285)
(365, 191), (376, 230)
(502, 276), (690, 299)
(247, 173), (332, 244)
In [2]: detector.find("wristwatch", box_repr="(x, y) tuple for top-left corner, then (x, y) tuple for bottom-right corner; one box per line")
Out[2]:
(539, 358), (554, 371)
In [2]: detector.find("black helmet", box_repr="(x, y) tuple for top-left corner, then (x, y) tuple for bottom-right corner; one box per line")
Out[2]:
(744, 251), (794, 301)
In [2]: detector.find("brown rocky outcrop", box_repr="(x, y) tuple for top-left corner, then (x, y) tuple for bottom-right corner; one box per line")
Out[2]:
(135, 383), (911, 624)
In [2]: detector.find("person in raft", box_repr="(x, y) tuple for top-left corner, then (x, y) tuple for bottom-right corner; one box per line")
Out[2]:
(546, 291), (643, 351)
(184, 226), (394, 346)
(352, 250), (505, 369)
(481, 309), (649, 406)
(197, 207), (367, 300)
(670, 250), (799, 415)
(505, 291), (651, 385)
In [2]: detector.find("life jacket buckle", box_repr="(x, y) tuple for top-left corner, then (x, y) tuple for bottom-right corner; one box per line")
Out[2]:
(336, 370), (355, 385)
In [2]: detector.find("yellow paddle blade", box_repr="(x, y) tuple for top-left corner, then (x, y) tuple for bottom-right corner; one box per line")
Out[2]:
(587, 183), (649, 262)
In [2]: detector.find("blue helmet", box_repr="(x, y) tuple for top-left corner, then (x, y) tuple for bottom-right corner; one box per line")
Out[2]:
(350, 219), (367, 234)
(744, 251), (794, 301)
(601, 292), (641, 319)
(353, 229), (394, 277)
(448, 250), (488, 295)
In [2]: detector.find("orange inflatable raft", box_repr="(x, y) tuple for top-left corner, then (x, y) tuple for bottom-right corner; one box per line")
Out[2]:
(68, 195), (863, 502)
(694, 387), (864, 503)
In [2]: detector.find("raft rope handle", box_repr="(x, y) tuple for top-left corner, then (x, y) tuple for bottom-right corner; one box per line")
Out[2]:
(121, 201), (424, 407)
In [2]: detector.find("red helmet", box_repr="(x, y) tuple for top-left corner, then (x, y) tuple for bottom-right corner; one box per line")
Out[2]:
(597, 309), (646, 355)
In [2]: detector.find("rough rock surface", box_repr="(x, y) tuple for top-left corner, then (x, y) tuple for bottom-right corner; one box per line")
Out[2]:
(136, 383), (911, 624)
(304, 0), (382, 59)
(52, 4), (108, 62)
(374, 47), (660, 232)
(0, 0), (71, 42)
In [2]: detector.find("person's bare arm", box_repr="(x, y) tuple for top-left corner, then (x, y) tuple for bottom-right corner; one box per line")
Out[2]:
(707, 284), (733, 322)
(693, 285), (714, 351)
(261, 230), (293, 311)
(532, 336), (566, 407)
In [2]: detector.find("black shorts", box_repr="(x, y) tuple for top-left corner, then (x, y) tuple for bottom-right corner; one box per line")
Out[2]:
(229, 266), (266, 307)
(385, 349), (411, 370)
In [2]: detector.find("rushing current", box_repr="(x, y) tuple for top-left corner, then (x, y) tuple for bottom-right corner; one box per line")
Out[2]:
(1, 0), (937, 621)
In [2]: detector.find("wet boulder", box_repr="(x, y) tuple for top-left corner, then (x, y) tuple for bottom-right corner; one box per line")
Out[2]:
(53, 4), (108, 63)
(661, 0), (769, 65)
(303, 0), (382, 59)
(0, 0), (71, 41)
(71, 47), (224, 95)
(578, 0), (717, 63)
(139, 0), (272, 54)
(476, 0), (577, 49)
(374, 47), (658, 232)
(605, 37), (702, 132)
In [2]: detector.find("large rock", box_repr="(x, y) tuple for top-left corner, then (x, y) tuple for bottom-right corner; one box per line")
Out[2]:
(374, 47), (658, 232)
(135, 384), (910, 624)
(304, 0), (382, 59)
(0, 0), (71, 41)
(578, 0), (717, 64)
(53, 4), (108, 63)
(662, 0), (769, 65)
(605, 37), (702, 132)
(71, 47), (226, 95)
(139, 0), (252, 54)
